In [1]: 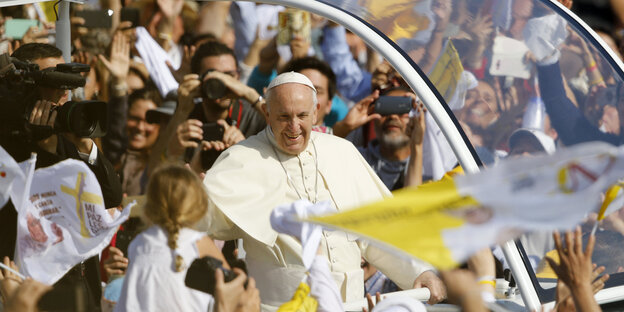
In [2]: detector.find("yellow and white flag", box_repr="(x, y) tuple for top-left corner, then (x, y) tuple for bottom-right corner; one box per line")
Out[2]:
(428, 40), (477, 111)
(11, 157), (131, 285)
(307, 142), (624, 269)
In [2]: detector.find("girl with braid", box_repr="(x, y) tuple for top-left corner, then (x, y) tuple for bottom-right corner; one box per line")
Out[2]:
(115, 164), (232, 311)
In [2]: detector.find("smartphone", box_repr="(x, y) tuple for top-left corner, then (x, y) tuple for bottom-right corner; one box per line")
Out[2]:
(75, 10), (113, 29)
(374, 96), (413, 116)
(114, 217), (141, 255)
(185, 256), (240, 295)
(5, 19), (40, 39)
(183, 123), (225, 164)
(202, 123), (225, 142)
(120, 7), (140, 27)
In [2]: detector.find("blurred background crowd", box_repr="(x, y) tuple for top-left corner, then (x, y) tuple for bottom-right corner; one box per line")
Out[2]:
(0, 0), (624, 311)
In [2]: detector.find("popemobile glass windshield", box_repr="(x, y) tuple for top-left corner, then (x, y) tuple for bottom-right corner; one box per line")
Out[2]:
(316, 0), (624, 303)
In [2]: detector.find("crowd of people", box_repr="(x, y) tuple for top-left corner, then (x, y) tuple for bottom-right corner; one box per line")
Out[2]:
(0, 0), (622, 311)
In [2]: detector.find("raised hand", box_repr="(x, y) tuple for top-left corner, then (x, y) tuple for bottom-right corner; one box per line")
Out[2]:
(290, 35), (310, 60)
(177, 74), (202, 113)
(167, 45), (196, 83)
(157, 0), (184, 19)
(546, 227), (602, 312)
(333, 90), (381, 138)
(99, 31), (131, 83)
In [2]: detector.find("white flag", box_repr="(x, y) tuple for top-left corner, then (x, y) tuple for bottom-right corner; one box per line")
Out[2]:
(12, 158), (131, 284)
(0, 146), (24, 208)
(134, 27), (179, 97)
(308, 141), (624, 269)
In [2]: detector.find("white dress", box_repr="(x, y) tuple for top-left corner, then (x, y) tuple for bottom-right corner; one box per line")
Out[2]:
(115, 226), (214, 312)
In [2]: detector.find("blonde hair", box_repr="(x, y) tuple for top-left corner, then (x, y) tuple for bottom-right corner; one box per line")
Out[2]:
(144, 165), (208, 272)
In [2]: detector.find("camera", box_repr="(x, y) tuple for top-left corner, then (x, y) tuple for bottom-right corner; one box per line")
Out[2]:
(374, 96), (413, 116)
(0, 53), (107, 141)
(183, 123), (225, 170)
(200, 70), (229, 101)
(202, 78), (227, 100)
(185, 256), (243, 295)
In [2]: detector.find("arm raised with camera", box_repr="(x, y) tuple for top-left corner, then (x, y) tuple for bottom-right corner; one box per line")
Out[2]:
(405, 100), (426, 187)
(148, 74), (201, 175)
(203, 71), (264, 112)
(332, 90), (381, 138)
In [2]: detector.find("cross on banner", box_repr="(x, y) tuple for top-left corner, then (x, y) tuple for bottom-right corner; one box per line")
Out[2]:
(61, 172), (103, 238)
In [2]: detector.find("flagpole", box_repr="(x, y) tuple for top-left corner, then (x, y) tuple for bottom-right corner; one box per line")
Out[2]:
(590, 221), (598, 236)
(0, 262), (27, 280)
(18, 153), (37, 212)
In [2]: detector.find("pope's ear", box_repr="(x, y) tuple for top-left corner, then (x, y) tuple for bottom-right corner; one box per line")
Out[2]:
(313, 103), (320, 124)
(261, 102), (269, 119)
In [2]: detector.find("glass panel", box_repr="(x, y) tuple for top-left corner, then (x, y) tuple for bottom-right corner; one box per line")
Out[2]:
(320, 0), (624, 301)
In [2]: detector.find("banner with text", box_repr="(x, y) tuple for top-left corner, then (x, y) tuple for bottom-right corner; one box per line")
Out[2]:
(12, 158), (131, 284)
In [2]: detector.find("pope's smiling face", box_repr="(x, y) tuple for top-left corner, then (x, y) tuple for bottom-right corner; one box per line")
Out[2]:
(263, 83), (318, 155)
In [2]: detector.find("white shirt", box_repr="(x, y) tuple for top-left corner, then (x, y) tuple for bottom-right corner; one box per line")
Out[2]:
(115, 226), (214, 312)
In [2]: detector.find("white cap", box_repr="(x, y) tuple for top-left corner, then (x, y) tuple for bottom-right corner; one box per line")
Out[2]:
(509, 128), (556, 155)
(267, 71), (317, 93)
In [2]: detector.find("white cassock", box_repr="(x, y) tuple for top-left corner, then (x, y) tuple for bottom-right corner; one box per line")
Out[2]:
(199, 128), (433, 310)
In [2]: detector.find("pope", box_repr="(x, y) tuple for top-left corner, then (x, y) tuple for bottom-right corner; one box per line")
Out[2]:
(197, 72), (446, 310)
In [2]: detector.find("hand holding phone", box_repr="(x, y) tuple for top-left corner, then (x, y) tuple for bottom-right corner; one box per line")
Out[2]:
(277, 9), (311, 46)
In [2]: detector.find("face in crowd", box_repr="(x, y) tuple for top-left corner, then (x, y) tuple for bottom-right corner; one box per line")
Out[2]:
(299, 68), (332, 126)
(374, 89), (411, 149)
(33, 56), (69, 106)
(263, 83), (318, 155)
(126, 99), (160, 151)
(199, 53), (239, 109)
(460, 80), (499, 130)
(509, 137), (542, 157)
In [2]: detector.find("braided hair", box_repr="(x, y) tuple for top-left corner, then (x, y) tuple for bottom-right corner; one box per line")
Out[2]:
(144, 164), (209, 272)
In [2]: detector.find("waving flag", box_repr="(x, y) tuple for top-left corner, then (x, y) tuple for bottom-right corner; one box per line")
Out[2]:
(12, 157), (132, 284)
(307, 142), (624, 269)
(0, 146), (24, 208)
